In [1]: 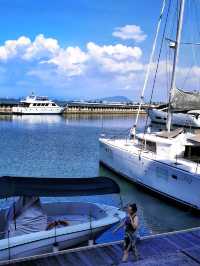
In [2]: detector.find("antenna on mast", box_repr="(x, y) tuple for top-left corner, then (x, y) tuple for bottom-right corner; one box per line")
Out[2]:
(166, 0), (185, 132)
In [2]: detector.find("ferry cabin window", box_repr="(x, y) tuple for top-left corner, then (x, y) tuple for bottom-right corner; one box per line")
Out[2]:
(37, 103), (41, 106)
(45, 103), (49, 106)
(52, 103), (56, 106)
(33, 103), (37, 106)
(22, 103), (30, 107)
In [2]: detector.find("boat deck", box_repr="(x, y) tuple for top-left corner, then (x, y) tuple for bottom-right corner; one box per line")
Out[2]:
(3, 227), (200, 266)
(101, 138), (200, 175)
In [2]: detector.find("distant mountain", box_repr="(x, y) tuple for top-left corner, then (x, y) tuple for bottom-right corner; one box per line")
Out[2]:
(0, 98), (19, 104)
(96, 96), (132, 103)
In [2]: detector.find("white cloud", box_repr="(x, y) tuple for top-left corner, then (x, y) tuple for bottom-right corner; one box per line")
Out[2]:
(112, 25), (147, 42)
(0, 35), (143, 78)
(43, 41), (143, 76)
(23, 34), (59, 60)
(0, 34), (59, 61)
(87, 42), (142, 60)
(1, 32), (200, 100)
(46, 46), (88, 76)
(0, 36), (31, 60)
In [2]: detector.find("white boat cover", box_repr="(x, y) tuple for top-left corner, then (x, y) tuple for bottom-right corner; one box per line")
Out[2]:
(171, 88), (200, 111)
(5, 196), (47, 237)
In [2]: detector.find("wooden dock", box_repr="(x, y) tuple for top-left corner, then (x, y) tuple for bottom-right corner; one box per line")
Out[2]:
(3, 227), (200, 266)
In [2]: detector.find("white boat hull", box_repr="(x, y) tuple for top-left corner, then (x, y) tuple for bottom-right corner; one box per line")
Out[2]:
(0, 202), (125, 262)
(149, 109), (200, 128)
(12, 106), (64, 115)
(0, 225), (108, 261)
(99, 139), (200, 210)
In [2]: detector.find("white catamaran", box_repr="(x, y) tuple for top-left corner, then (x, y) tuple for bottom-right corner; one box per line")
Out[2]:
(100, 0), (200, 210)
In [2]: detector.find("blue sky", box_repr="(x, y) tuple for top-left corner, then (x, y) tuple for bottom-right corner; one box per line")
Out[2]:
(0, 0), (199, 100)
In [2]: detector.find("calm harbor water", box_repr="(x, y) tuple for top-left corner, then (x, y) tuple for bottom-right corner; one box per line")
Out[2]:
(0, 114), (200, 243)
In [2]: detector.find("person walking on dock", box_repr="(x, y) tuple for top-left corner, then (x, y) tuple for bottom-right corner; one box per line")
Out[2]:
(113, 203), (139, 262)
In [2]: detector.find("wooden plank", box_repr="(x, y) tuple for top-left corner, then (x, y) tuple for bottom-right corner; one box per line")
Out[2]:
(64, 252), (85, 266)
(128, 253), (199, 266)
(182, 247), (200, 264)
(191, 230), (200, 239)
(136, 238), (158, 257)
(5, 228), (200, 266)
(73, 251), (95, 266)
(78, 248), (107, 266)
(91, 246), (114, 265)
(144, 237), (177, 253)
(166, 233), (198, 250)
(178, 232), (200, 246)
(54, 254), (76, 266)
(101, 245), (121, 264)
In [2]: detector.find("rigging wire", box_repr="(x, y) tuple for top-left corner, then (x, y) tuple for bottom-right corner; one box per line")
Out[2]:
(180, 0), (200, 91)
(132, 0), (167, 136)
(181, 0), (194, 89)
(193, 0), (200, 89)
(139, 0), (171, 153)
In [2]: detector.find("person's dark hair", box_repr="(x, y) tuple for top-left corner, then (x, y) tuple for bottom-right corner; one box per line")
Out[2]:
(129, 203), (137, 213)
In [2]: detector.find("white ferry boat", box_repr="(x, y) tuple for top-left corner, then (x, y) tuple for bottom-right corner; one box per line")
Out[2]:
(99, 0), (200, 210)
(12, 95), (64, 114)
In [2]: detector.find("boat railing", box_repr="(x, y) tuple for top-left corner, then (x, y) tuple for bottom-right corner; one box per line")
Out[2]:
(0, 205), (116, 262)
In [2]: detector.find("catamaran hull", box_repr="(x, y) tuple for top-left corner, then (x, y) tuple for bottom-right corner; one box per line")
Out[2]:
(100, 139), (200, 210)
(149, 109), (200, 128)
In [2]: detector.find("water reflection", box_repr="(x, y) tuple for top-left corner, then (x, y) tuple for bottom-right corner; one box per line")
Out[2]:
(99, 165), (200, 235)
(0, 113), (200, 241)
(0, 115), (12, 121)
(12, 115), (63, 124)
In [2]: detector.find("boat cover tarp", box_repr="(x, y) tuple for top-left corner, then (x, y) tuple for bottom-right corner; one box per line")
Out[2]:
(0, 176), (120, 198)
(156, 128), (184, 138)
(171, 88), (200, 111)
(5, 196), (47, 237)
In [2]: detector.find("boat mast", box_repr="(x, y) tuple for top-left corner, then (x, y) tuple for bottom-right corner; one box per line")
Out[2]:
(166, 0), (185, 132)
(132, 0), (166, 138)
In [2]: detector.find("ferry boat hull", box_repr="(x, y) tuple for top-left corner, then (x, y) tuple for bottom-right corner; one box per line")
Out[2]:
(99, 138), (200, 210)
(12, 106), (64, 115)
(12, 95), (64, 115)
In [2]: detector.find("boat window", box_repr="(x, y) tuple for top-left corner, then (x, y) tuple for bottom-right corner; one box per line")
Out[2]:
(21, 103), (30, 107)
(156, 116), (162, 120)
(37, 103), (41, 106)
(52, 103), (56, 106)
(33, 103), (37, 106)
(41, 103), (45, 106)
(145, 140), (156, 153)
(45, 103), (49, 106)
(184, 145), (200, 162)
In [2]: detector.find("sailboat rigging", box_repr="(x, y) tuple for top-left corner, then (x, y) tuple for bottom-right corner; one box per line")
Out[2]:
(99, 0), (200, 211)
